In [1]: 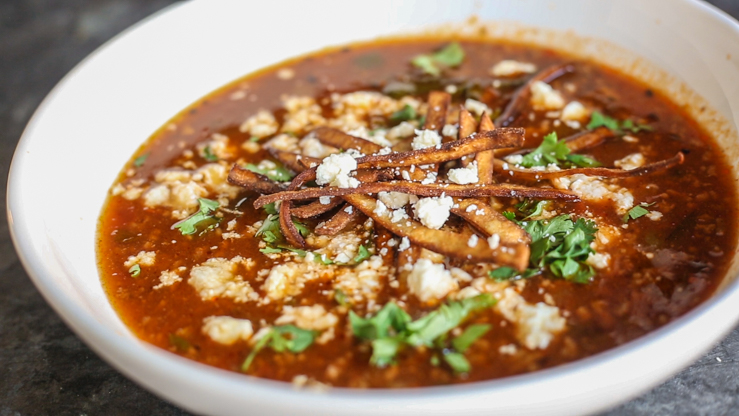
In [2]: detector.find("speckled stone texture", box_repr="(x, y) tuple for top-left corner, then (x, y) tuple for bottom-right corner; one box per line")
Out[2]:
(1, 1), (737, 415)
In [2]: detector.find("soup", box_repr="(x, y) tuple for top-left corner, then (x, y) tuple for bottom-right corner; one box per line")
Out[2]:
(97, 38), (737, 388)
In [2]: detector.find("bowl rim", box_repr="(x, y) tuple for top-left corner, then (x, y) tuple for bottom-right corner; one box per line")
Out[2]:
(8, 0), (739, 414)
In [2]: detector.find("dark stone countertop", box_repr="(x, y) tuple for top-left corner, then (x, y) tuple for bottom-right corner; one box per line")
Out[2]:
(1, 1), (737, 415)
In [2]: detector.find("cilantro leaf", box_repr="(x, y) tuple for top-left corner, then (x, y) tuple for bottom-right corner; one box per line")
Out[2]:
(259, 247), (282, 255)
(623, 203), (655, 223)
(334, 289), (349, 306)
(520, 132), (601, 169)
(172, 198), (220, 235)
(502, 211), (517, 221)
(489, 266), (517, 281)
(566, 153), (602, 168)
(293, 220), (310, 237)
(242, 325), (317, 372)
(442, 352), (471, 373)
(263, 202), (278, 215)
(587, 111), (652, 134)
(203, 146), (218, 162)
(244, 162), (294, 182)
(411, 42), (465, 76)
(168, 333), (191, 352)
(451, 324), (491, 352)
(389, 104), (417, 123)
(352, 245), (371, 263)
(133, 153), (148, 167)
(128, 264), (141, 277)
(516, 199), (548, 220)
(350, 302), (411, 341)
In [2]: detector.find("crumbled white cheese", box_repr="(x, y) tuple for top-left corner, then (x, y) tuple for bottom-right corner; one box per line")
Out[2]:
(490, 60), (537, 77)
(505, 154), (524, 165)
(488, 234), (501, 250)
(467, 234), (479, 248)
(496, 288), (566, 349)
(421, 171), (438, 185)
(299, 134), (336, 158)
(275, 305), (338, 331)
(407, 259), (458, 302)
(441, 124), (458, 137)
(586, 252), (611, 269)
(315, 153), (359, 188)
(464, 98), (491, 116)
(530, 81), (565, 110)
(347, 125), (392, 147)
(614, 153), (645, 171)
(622, 135), (639, 143)
(265, 133), (299, 153)
(560, 101), (588, 122)
(188, 257), (258, 302)
(202, 316), (254, 345)
(413, 196), (454, 229)
(373, 200), (388, 217)
(448, 161), (479, 185)
(239, 110), (279, 138)
(319, 196), (333, 205)
(412, 129), (442, 150)
(378, 191), (411, 209)
(398, 237), (411, 251)
(390, 208), (409, 224)
(153, 268), (184, 289)
(553, 174), (634, 214)
(646, 211), (663, 221)
(498, 344), (518, 355)
(387, 121), (417, 141)
(124, 251), (156, 268)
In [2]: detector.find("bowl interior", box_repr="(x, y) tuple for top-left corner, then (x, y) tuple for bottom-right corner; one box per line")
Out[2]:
(8, 0), (739, 415)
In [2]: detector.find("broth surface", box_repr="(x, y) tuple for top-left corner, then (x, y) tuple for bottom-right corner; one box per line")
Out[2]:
(97, 38), (737, 387)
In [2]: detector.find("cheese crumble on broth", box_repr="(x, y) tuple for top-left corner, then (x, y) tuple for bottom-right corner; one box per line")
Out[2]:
(98, 37), (737, 388)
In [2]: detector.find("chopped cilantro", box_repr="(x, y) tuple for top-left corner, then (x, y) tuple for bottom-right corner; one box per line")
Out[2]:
(442, 352), (471, 373)
(334, 289), (349, 306)
(314, 253), (335, 265)
(623, 203), (655, 223)
(451, 324), (491, 353)
(516, 199), (548, 220)
(524, 215), (598, 283)
(587, 111), (652, 134)
(168, 334), (191, 352)
(520, 132), (601, 169)
(389, 104), (417, 123)
(293, 220), (310, 237)
(242, 325), (317, 372)
(352, 245), (371, 263)
(258, 247), (283, 255)
(411, 42), (465, 76)
(172, 198), (220, 236)
(249, 136), (260, 142)
(488, 267), (517, 281)
(350, 295), (495, 371)
(502, 211), (517, 221)
(203, 146), (218, 162)
(133, 153), (148, 167)
(128, 264), (141, 278)
(244, 162), (294, 182)
(263, 202), (278, 215)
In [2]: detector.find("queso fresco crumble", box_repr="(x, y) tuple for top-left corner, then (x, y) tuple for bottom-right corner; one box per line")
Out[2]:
(98, 38), (737, 388)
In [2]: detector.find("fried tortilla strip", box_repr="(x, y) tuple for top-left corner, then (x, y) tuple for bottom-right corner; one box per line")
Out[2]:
(356, 128), (524, 169)
(314, 204), (361, 236)
(292, 197), (344, 218)
(404, 91), (451, 180)
(311, 127), (383, 155)
(254, 181), (579, 208)
(495, 63), (576, 127)
(494, 152), (685, 181)
(506, 127), (613, 157)
(271, 150), (320, 173)
(451, 198), (530, 243)
(278, 169), (317, 248)
(227, 165), (286, 194)
(475, 112), (496, 184)
(458, 107), (477, 167)
(374, 225), (396, 264)
(344, 194), (528, 269)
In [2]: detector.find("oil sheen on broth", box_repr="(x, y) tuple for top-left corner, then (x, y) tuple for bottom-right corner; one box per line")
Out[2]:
(97, 38), (737, 388)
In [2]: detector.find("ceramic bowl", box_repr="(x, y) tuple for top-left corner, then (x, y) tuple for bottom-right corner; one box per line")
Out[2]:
(8, 0), (739, 414)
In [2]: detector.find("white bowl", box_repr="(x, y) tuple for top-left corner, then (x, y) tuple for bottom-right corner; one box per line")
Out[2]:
(8, 0), (739, 414)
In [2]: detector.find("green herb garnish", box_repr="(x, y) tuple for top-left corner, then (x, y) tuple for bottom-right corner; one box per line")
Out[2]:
(349, 295), (495, 371)
(524, 215), (598, 283)
(352, 245), (371, 263)
(389, 104), (417, 123)
(168, 333), (191, 352)
(520, 132), (601, 169)
(172, 198), (220, 236)
(133, 153), (148, 167)
(622, 203), (655, 223)
(411, 42), (465, 76)
(451, 324), (491, 353)
(516, 199), (548, 220)
(587, 111), (652, 134)
(488, 266), (518, 281)
(203, 146), (218, 162)
(128, 264), (141, 277)
(242, 325), (317, 372)
(244, 162), (294, 182)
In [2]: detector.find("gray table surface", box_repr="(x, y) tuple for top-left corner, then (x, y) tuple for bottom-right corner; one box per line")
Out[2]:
(2, 1), (738, 415)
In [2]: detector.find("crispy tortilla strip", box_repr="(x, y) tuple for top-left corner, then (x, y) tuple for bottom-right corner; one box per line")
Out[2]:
(494, 152), (685, 181)
(356, 128), (524, 169)
(451, 198), (530, 243)
(344, 194), (528, 269)
(354, 168), (398, 183)
(311, 127), (382, 155)
(403, 91), (452, 180)
(374, 225), (396, 264)
(254, 181), (579, 208)
(271, 150), (320, 173)
(292, 197), (344, 218)
(475, 112), (496, 184)
(227, 165), (286, 194)
(314, 204), (361, 236)
(277, 169), (317, 248)
(495, 63), (576, 127)
(458, 107), (477, 167)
